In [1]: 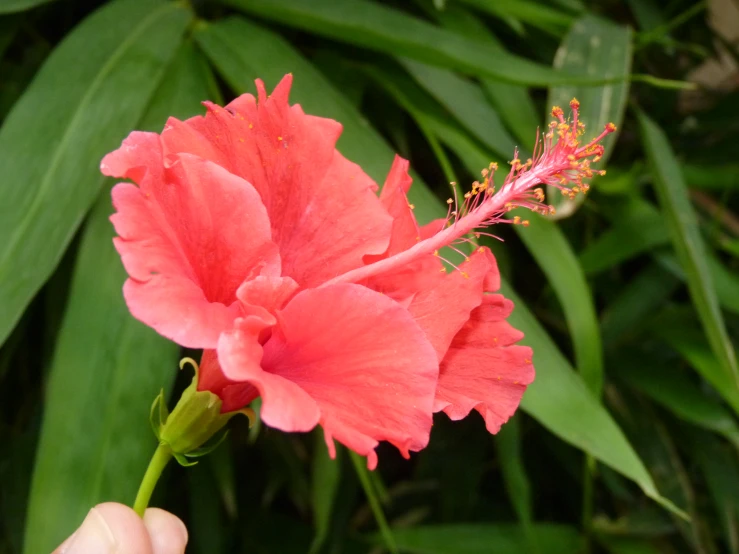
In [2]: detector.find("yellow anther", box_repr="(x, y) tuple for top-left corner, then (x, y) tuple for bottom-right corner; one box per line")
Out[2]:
(569, 98), (580, 110)
(551, 106), (564, 118)
(606, 122), (617, 132)
(461, 271), (469, 279)
(447, 198), (454, 205)
(277, 136), (283, 141)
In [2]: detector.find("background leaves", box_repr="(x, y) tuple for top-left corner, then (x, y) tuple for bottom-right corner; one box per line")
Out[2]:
(1, 0), (738, 553)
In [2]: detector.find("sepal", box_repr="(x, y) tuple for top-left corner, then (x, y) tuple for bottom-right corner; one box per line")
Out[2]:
(151, 357), (253, 464)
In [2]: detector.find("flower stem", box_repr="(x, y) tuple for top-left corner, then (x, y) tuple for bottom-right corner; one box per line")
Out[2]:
(133, 442), (173, 517)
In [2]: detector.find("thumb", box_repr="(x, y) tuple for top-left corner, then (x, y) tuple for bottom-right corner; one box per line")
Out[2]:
(54, 503), (154, 554)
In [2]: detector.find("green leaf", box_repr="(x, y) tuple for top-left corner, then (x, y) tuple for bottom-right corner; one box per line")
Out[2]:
(651, 308), (739, 416)
(372, 524), (583, 554)
(547, 14), (632, 217)
(350, 450), (397, 554)
(195, 15), (677, 516)
(0, 0), (191, 347)
(600, 263), (680, 348)
(220, 0), (609, 86)
(684, 429), (739, 554)
(638, 111), (739, 391)
(310, 430), (342, 554)
(422, 3), (540, 147)
(22, 39), (210, 554)
(513, 213), (604, 395)
(579, 198), (670, 275)
(617, 350), (739, 449)
(457, 0), (574, 36)
(400, 59), (518, 158)
(494, 419), (540, 553)
(0, 0), (54, 14)
(502, 283), (681, 515)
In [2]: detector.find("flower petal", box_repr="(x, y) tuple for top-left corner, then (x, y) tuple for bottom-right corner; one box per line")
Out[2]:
(159, 74), (393, 287)
(109, 136), (280, 348)
(406, 247), (499, 360)
(218, 284), (439, 468)
(434, 294), (535, 434)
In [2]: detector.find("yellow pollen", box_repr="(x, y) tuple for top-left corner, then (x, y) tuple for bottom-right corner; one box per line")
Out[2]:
(461, 271), (469, 279)
(569, 98), (580, 110)
(522, 220), (530, 227)
(408, 203), (415, 210)
(277, 136), (283, 141)
(551, 106), (563, 118)
(239, 138), (244, 143)
(606, 122), (617, 132)
(248, 123), (253, 129)
(447, 198), (454, 204)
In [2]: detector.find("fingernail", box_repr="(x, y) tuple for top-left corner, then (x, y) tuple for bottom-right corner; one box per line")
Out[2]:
(62, 508), (116, 554)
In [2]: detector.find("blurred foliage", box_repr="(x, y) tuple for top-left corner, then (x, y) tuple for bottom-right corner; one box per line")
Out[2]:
(0, 0), (738, 553)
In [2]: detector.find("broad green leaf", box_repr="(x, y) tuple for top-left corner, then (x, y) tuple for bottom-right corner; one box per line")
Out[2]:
(609, 392), (704, 548)
(617, 350), (739, 449)
(513, 213), (604, 395)
(547, 14), (632, 217)
(598, 537), (663, 554)
(196, 15), (677, 515)
(651, 308), (739, 415)
(638, 111), (739, 390)
(400, 59), (518, 158)
(22, 40), (210, 554)
(0, 0), (54, 14)
(656, 252), (739, 316)
(684, 429), (739, 554)
(600, 264), (680, 348)
(373, 524), (583, 554)
(494, 419), (540, 553)
(0, 0), (190, 347)
(220, 0), (609, 86)
(579, 199), (670, 275)
(457, 0), (574, 36)
(423, 3), (540, 147)
(683, 163), (739, 191)
(581, 197), (739, 316)
(503, 283), (680, 515)
(310, 430), (342, 554)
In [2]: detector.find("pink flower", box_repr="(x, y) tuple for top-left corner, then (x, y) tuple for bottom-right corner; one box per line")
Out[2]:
(102, 76), (612, 468)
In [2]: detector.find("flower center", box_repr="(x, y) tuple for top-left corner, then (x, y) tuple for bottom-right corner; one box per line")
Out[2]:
(324, 99), (616, 287)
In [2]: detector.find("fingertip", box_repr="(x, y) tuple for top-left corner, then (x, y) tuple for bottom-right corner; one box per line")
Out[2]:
(144, 508), (188, 554)
(57, 503), (152, 554)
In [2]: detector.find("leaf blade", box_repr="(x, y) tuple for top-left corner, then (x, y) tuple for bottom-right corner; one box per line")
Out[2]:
(0, 0), (190, 347)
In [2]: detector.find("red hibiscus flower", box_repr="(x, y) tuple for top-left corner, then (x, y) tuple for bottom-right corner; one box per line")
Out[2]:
(101, 75), (611, 468)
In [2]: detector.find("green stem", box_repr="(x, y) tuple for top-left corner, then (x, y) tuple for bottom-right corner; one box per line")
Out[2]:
(349, 451), (398, 554)
(133, 442), (173, 517)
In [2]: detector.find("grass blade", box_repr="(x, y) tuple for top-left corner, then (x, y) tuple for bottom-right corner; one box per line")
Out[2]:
(638, 111), (739, 389)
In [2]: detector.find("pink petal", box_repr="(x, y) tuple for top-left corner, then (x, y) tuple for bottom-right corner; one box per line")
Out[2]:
(159, 75), (393, 287)
(108, 134), (280, 348)
(407, 248), (500, 360)
(434, 294), (535, 434)
(217, 284), (439, 468)
(363, 157), (443, 302)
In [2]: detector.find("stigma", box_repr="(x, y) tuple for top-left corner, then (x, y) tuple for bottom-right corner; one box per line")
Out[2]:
(326, 100), (616, 286)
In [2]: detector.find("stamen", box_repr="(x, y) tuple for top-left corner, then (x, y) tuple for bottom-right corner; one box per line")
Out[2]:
(324, 103), (614, 287)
